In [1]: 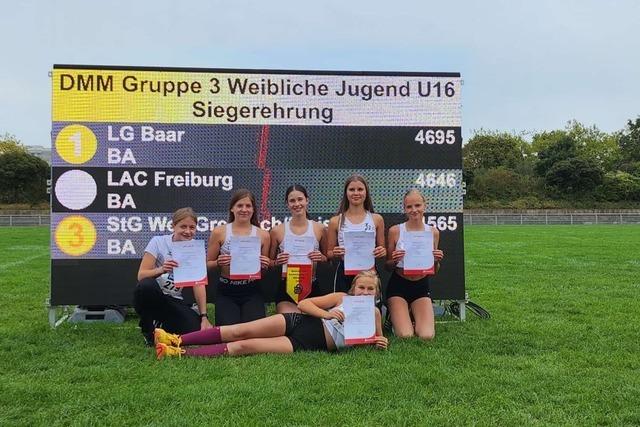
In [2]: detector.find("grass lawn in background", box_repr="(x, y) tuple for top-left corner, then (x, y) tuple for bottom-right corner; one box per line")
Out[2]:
(0, 226), (638, 426)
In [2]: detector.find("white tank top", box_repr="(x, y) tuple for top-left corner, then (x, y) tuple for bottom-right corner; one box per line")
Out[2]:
(337, 211), (376, 247)
(220, 223), (258, 255)
(321, 304), (348, 350)
(396, 222), (431, 268)
(279, 219), (320, 274)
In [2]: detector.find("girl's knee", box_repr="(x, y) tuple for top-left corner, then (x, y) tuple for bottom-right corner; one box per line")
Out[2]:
(135, 278), (158, 295)
(228, 340), (257, 356)
(393, 328), (415, 339)
(417, 329), (435, 341)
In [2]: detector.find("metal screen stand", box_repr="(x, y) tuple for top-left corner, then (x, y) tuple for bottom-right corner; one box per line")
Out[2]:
(458, 299), (466, 321)
(434, 294), (467, 322)
(46, 299), (71, 328)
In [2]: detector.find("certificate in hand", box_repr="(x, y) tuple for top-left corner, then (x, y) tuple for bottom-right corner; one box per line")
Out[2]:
(286, 263), (313, 303)
(343, 231), (375, 275)
(343, 295), (377, 345)
(284, 235), (316, 266)
(172, 240), (208, 287)
(402, 230), (435, 276)
(229, 235), (261, 280)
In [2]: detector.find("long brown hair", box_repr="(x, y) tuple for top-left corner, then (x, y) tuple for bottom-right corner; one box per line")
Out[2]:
(228, 189), (259, 226)
(337, 174), (375, 215)
(285, 184), (311, 219)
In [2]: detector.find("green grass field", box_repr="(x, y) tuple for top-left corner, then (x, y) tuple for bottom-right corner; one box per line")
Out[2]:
(1, 226), (639, 426)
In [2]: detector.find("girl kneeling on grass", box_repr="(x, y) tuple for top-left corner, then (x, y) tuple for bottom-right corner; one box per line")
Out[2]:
(269, 184), (327, 314)
(154, 270), (389, 358)
(385, 189), (444, 340)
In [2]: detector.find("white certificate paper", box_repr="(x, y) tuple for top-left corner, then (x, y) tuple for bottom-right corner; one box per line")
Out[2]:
(343, 231), (375, 275)
(284, 235), (316, 266)
(343, 295), (376, 345)
(402, 231), (435, 276)
(229, 236), (261, 280)
(171, 240), (208, 287)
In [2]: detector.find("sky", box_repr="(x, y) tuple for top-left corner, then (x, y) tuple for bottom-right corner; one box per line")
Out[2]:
(1, 0), (639, 147)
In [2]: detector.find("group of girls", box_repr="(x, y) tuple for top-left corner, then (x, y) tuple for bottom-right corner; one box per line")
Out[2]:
(133, 174), (444, 359)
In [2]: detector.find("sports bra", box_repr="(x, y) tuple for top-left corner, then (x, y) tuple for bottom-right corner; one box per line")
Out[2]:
(395, 222), (430, 268)
(279, 219), (320, 274)
(337, 211), (375, 247)
(220, 223), (259, 255)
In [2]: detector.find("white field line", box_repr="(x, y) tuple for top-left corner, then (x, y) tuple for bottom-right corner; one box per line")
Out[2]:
(0, 253), (48, 272)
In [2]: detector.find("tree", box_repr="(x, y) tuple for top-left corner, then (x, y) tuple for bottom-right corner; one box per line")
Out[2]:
(619, 117), (640, 167)
(467, 167), (540, 201)
(0, 150), (50, 204)
(565, 120), (620, 171)
(533, 121), (620, 172)
(535, 134), (578, 176)
(532, 129), (567, 154)
(544, 157), (603, 194)
(463, 130), (527, 171)
(0, 133), (27, 155)
(597, 171), (640, 201)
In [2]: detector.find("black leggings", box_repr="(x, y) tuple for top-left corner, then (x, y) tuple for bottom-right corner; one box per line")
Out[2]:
(133, 278), (200, 335)
(215, 278), (266, 326)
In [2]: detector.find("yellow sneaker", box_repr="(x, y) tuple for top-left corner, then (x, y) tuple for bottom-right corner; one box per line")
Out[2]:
(154, 328), (181, 347)
(156, 342), (185, 360)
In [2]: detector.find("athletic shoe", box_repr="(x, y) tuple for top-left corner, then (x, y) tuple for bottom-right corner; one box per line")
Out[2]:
(154, 328), (181, 347)
(156, 343), (185, 359)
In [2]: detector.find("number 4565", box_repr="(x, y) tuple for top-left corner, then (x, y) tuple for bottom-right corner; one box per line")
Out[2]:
(415, 129), (456, 145)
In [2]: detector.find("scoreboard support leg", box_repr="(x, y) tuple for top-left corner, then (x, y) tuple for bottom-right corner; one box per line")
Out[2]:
(458, 300), (466, 321)
(46, 299), (71, 328)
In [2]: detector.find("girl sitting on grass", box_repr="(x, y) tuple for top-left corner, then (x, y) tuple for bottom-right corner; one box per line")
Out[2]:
(133, 207), (211, 346)
(154, 270), (389, 358)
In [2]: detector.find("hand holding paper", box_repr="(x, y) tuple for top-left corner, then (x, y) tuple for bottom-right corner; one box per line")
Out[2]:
(403, 231), (435, 276)
(343, 295), (377, 345)
(171, 240), (208, 287)
(284, 235), (316, 265)
(229, 236), (261, 280)
(343, 231), (375, 275)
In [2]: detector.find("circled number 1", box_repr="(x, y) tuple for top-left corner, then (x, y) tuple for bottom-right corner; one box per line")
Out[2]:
(69, 132), (82, 157)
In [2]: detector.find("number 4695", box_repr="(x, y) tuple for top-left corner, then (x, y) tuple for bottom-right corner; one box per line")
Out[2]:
(415, 129), (455, 145)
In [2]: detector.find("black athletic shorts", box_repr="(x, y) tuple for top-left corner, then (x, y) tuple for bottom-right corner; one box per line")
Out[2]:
(275, 278), (322, 305)
(386, 271), (431, 304)
(283, 313), (328, 352)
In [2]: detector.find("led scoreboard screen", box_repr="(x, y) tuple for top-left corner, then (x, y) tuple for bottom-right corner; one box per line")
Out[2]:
(51, 65), (464, 306)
